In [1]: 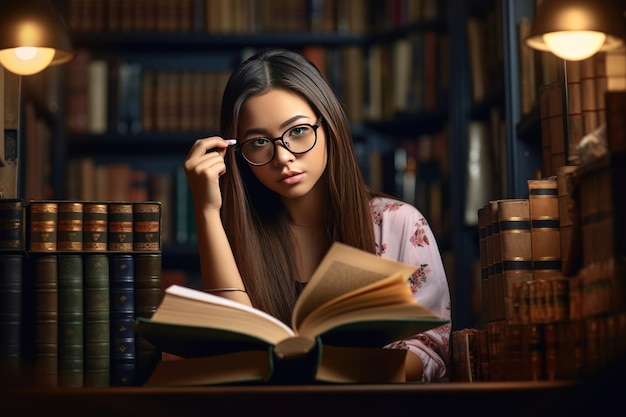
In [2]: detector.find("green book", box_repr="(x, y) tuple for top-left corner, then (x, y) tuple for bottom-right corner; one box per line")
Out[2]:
(58, 254), (84, 387)
(83, 253), (110, 387)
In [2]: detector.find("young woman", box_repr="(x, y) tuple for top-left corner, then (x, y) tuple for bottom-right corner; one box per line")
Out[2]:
(184, 48), (451, 382)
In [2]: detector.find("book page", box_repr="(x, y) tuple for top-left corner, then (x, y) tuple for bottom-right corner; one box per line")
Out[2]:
(292, 242), (417, 328)
(158, 285), (295, 343)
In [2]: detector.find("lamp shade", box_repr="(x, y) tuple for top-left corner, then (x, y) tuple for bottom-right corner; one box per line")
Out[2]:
(526, 0), (626, 61)
(0, 0), (74, 75)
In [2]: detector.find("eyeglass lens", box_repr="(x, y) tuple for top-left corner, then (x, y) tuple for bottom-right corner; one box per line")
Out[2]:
(240, 123), (318, 165)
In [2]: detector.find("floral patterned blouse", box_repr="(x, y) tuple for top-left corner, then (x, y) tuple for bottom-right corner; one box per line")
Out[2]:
(371, 196), (452, 382)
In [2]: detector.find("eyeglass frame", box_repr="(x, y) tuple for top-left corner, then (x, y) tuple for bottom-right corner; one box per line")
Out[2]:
(235, 116), (323, 166)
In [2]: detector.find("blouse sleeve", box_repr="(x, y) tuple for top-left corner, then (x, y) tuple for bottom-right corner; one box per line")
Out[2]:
(371, 197), (452, 382)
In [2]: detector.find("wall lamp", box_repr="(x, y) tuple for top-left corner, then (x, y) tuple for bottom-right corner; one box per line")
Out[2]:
(526, 0), (626, 61)
(0, 0), (73, 76)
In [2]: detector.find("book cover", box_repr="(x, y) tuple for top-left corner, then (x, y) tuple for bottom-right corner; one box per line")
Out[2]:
(528, 178), (561, 281)
(133, 202), (161, 251)
(110, 253), (136, 386)
(134, 253), (163, 385)
(83, 253), (110, 387)
(0, 252), (24, 378)
(28, 201), (58, 252)
(83, 202), (108, 251)
(108, 202), (133, 251)
(57, 254), (84, 387)
(135, 243), (447, 385)
(33, 254), (58, 388)
(0, 199), (24, 250)
(497, 199), (533, 323)
(57, 201), (83, 251)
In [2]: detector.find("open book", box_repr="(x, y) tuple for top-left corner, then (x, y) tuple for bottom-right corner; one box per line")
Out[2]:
(135, 242), (448, 385)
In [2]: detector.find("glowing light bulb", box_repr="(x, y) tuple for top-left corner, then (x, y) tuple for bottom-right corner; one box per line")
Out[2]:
(0, 46), (55, 75)
(542, 31), (606, 61)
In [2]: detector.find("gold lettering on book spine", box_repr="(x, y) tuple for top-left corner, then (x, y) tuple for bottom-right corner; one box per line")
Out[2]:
(30, 202), (58, 252)
(58, 202), (83, 251)
(133, 203), (161, 251)
(108, 203), (134, 251)
(83, 203), (108, 251)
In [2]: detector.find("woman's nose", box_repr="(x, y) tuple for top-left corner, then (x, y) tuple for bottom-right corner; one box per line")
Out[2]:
(273, 142), (295, 165)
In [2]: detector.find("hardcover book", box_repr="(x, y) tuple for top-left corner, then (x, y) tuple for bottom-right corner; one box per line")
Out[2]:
(135, 243), (448, 385)
(57, 201), (83, 251)
(108, 202), (133, 251)
(110, 253), (136, 386)
(83, 202), (108, 251)
(83, 253), (110, 387)
(134, 253), (163, 385)
(57, 254), (84, 387)
(33, 254), (58, 387)
(497, 198), (533, 323)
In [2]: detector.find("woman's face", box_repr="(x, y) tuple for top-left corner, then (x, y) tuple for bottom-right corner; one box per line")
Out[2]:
(238, 88), (327, 201)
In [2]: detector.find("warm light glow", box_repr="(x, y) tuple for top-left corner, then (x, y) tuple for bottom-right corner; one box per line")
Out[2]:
(542, 30), (607, 60)
(0, 46), (55, 75)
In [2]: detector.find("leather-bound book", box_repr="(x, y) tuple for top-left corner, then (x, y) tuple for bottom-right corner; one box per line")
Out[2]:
(83, 253), (110, 387)
(134, 253), (162, 385)
(57, 254), (84, 387)
(110, 253), (136, 386)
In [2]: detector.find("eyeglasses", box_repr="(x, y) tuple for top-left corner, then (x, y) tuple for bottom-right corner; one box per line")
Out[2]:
(236, 117), (322, 166)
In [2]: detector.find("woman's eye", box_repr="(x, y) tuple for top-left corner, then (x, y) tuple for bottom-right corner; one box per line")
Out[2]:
(251, 138), (270, 147)
(288, 126), (309, 137)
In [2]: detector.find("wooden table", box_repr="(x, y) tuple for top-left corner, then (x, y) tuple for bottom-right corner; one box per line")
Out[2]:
(0, 381), (577, 417)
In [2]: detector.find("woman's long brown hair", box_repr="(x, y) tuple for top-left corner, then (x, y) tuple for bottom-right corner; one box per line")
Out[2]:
(219, 48), (377, 324)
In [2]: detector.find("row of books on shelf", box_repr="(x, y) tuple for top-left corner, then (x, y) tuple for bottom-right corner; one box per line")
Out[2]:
(65, 49), (230, 135)
(0, 199), (162, 253)
(453, 311), (626, 383)
(63, 0), (442, 35)
(65, 37), (448, 139)
(0, 198), (168, 387)
(452, 143), (626, 382)
(64, 159), (195, 247)
(0, 251), (164, 387)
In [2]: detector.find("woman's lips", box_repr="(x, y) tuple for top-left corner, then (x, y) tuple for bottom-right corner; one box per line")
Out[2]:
(280, 172), (304, 185)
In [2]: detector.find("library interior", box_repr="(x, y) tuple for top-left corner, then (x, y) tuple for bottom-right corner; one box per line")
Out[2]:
(0, 0), (625, 415)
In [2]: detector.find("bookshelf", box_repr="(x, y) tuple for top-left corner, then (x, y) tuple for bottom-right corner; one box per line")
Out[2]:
(26, 0), (561, 331)
(44, 0), (454, 292)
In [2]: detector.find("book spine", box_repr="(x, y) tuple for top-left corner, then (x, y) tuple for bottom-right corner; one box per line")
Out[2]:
(477, 205), (489, 325)
(110, 253), (136, 386)
(0, 199), (24, 250)
(488, 200), (504, 322)
(133, 202), (161, 251)
(134, 253), (163, 385)
(57, 202), (83, 251)
(497, 198), (533, 324)
(29, 201), (58, 252)
(83, 253), (110, 387)
(108, 202), (134, 251)
(57, 254), (84, 387)
(0, 253), (24, 378)
(33, 254), (58, 388)
(521, 323), (545, 381)
(528, 178), (561, 281)
(556, 165), (580, 277)
(83, 202), (108, 251)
